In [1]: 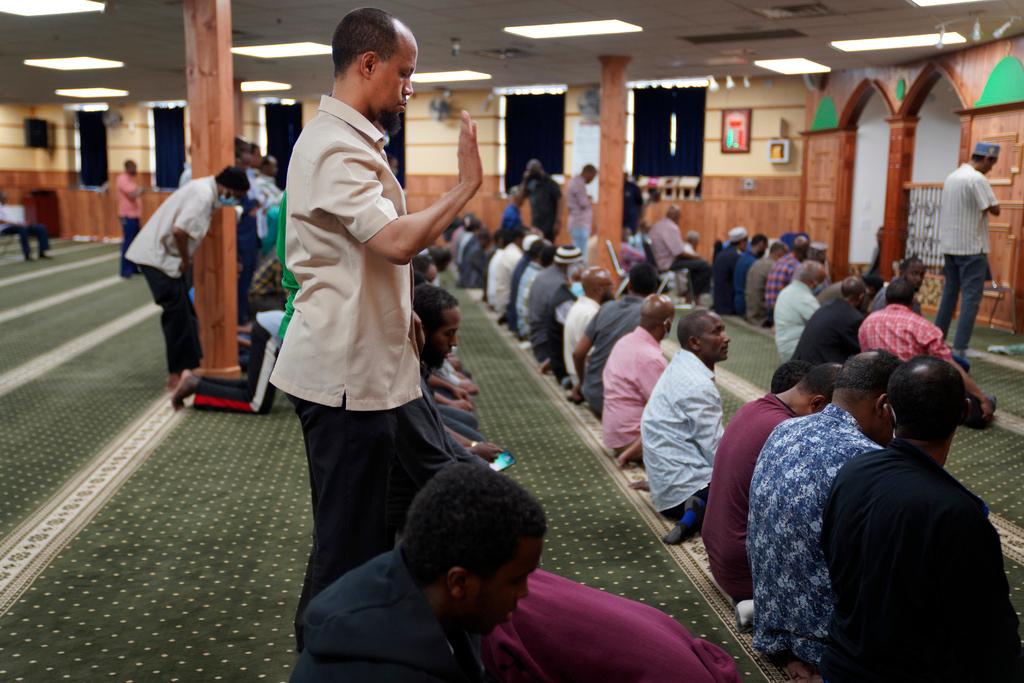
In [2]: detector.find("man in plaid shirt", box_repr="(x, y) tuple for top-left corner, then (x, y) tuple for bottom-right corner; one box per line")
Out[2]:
(859, 278), (994, 428)
(764, 236), (809, 318)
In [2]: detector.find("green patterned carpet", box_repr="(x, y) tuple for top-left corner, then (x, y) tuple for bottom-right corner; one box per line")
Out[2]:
(0, 256), (1020, 682)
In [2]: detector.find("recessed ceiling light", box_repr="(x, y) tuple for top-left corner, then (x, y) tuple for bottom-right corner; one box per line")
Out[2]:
(411, 70), (492, 83)
(504, 19), (642, 39)
(231, 42), (332, 59)
(25, 57), (124, 71)
(0, 0), (103, 16)
(240, 81), (292, 92)
(907, 0), (990, 6)
(753, 58), (831, 74)
(831, 32), (966, 51)
(56, 87), (129, 98)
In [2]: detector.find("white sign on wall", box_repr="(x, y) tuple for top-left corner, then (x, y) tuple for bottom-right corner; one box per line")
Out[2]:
(571, 120), (601, 199)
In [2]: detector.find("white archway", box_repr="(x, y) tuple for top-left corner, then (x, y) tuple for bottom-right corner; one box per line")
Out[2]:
(911, 78), (962, 183)
(849, 93), (890, 265)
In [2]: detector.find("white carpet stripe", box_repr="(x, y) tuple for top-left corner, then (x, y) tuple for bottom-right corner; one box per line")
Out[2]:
(0, 275), (122, 324)
(0, 252), (119, 288)
(0, 303), (159, 398)
(0, 395), (184, 616)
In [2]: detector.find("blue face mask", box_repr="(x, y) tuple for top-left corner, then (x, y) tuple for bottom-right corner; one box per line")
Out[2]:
(570, 282), (585, 297)
(812, 282), (827, 296)
(219, 194), (240, 207)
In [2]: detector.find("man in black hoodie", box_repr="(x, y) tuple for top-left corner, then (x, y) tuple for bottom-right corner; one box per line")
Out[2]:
(292, 464), (547, 682)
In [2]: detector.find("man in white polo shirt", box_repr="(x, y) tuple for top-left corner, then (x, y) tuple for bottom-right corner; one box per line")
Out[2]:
(268, 8), (481, 651)
(934, 141), (1001, 357)
(126, 166), (249, 390)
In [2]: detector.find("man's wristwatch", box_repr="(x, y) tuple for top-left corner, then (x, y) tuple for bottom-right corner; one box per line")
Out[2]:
(469, 441), (479, 449)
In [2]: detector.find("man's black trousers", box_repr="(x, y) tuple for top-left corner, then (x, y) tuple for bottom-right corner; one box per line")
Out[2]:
(140, 265), (202, 374)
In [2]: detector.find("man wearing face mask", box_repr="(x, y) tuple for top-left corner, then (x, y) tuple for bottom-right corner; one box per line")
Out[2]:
(527, 245), (584, 384)
(268, 8), (482, 652)
(563, 266), (613, 388)
(126, 166), (250, 391)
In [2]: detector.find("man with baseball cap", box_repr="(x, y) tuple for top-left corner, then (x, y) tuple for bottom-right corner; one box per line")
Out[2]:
(934, 141), (1001, 357)
(712, 226), (749, 315)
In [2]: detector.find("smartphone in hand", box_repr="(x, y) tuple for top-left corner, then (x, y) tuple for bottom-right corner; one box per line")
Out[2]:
(489, 451), (516, 472)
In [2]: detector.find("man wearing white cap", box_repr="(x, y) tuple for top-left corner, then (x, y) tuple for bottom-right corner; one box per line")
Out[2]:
(935, 141), (1001, 357)
(528, 244), (584, 383)
(712, 226), (749, 315)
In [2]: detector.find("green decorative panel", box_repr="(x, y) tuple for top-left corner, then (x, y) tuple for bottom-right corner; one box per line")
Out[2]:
(975, 56), (1024, 107)
(810, 95), (839, 130)
(896, 78), (906, 101)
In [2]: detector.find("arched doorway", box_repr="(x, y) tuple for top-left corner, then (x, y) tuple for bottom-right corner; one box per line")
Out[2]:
(848, 93), (890, 267)
(911, 78), (961, 183)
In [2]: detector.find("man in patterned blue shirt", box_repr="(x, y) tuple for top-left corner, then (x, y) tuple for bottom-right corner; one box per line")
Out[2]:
(746, 351), (901, 678)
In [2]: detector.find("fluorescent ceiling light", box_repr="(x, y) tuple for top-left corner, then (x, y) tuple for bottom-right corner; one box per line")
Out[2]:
(25, 56), (123, 71)
(628, 78), (710, 89)
(231, 42), (332, 59)
(55, 87), (128, 98)
(754, 58), (831, 74)
(411, 70), (491, 83)
(504, 19), (642, 39)
(494, 84), (568, 95)
(907, 0), (990, 6)
(65, 103), (109, 112)
(831, 32), (966, 51)
(240, 81), (292, 92)
(0, 0), (103, 16)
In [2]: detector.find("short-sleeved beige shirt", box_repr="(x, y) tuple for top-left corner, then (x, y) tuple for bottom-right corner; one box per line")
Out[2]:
(125, 176), (218, 277)
(270, 95), (421, 411)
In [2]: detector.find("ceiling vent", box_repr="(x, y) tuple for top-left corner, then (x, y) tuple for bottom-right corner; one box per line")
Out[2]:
(751, 3), (834, 20)
(475, 48), (530, 60)
(680, 29), (805, 45)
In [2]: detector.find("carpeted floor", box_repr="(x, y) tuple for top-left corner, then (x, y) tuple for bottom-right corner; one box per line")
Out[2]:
(0, 252), (1021, 682)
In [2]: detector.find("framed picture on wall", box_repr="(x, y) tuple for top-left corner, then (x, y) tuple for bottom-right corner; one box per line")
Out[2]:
(768, 139), (791, 164)
(721, 109), (752, 153)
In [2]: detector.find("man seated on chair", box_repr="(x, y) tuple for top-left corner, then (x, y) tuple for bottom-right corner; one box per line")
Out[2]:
(0, 191), (51, 261)
(571, 263), (660, 417)
(859, 277), (995, 428)
(702, 361), (838, 605)
(602, 294), (674, 468)
(647, 205), (711, 299)
(564, 266), (613, 387)
(641, 311), (730, 546)
(292, 464), (546, 682)
(747, 351), (900, 679)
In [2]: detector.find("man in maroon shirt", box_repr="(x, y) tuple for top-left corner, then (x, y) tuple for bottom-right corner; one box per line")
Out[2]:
(702, 361), (840, 603)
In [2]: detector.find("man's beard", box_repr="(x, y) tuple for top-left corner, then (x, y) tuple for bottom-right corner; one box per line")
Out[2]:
(378, 110), (403, 136)
(421, 344), (444, 370)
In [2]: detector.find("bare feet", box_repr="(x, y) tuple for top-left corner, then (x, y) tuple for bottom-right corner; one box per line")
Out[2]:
(166, 372), (181, 392)
(628, 479), (650, 491)
(538, 359), (551, 375)
(170, 370), (201, 410)
(616, 450), (642, 469)
(785, 660), (822, 683)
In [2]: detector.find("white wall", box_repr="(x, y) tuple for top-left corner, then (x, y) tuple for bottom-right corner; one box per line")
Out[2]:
(911, 79), (961, 183)
(849, 94), (890, 264)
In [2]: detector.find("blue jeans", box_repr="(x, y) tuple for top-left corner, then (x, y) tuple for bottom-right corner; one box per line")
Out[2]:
(570, 225), (590, 263)
(1, 223), (49, 259)
(120, 217), (140, 277)
(934, 253), (988, 353)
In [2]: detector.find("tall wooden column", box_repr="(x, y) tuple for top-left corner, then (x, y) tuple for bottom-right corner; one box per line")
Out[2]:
(880, 116), (918, 279)
(594, 55), (630, 276)
(183, 0), (239, 376)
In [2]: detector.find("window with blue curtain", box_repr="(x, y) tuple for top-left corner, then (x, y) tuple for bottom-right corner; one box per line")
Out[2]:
(632, 87), (705, 178)
(265, 102), (303, 189)
(153, 106), (185, 189)
(504, 93), (565, 191)
(76, 110), (108, 187)
(384, 113), (405, 187)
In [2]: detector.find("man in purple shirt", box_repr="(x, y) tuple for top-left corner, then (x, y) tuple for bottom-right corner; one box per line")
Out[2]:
(647, 205), (711, 297)
(702, 361), (839, 603)
(566, 164), (596, 261)
(602, 294), (674, 468)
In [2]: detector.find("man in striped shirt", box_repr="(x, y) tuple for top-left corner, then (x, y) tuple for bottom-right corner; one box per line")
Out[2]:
(764, 236), (809, 321)
(934, 142), (1001, 357)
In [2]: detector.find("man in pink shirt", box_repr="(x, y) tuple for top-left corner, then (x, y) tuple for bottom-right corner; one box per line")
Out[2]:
(566, 164), (596, 262)
(116, 159), (144, 278)
(602, 294), (674, 467)
(647, 205), (711, 298)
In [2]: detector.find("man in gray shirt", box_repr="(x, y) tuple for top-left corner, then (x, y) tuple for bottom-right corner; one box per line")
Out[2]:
(570, 263), (660, 416)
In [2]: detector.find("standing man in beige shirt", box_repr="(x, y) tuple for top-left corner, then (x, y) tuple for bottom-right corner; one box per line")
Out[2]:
(268, 8), (482, 651)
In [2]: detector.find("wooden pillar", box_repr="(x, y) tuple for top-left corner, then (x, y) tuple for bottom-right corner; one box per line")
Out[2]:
(183, 0), (239, 376)
(594, 55), (630, 275)
(831, 129), (857, 280)
(880, 116), (917, 279)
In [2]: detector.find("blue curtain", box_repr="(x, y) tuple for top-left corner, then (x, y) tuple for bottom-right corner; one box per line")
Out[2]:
(504, 94), (564, 191)
(384, 113), (405, 187)
(265, 103), (303, 189)
(632, 87), (705, 178)
(153, 107), (185, 189)
(77, 110), (108, 187)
